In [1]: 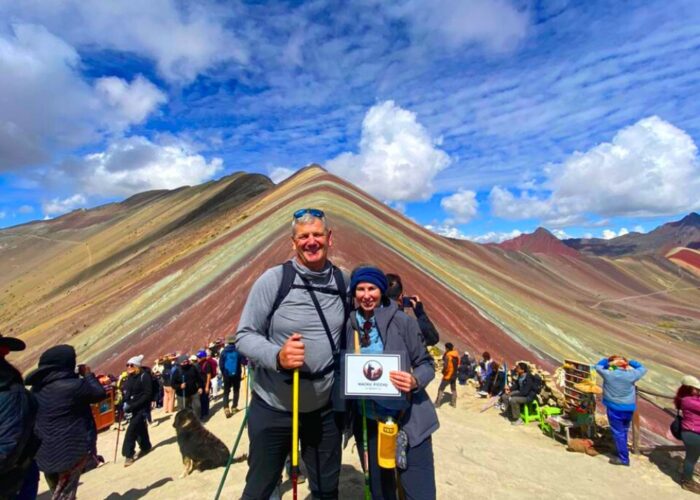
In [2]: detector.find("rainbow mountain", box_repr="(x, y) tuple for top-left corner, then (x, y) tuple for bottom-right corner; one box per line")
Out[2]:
(1, 166), (698, 437)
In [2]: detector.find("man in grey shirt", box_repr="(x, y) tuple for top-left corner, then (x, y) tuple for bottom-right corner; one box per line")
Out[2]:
(235, 208), (347, 500)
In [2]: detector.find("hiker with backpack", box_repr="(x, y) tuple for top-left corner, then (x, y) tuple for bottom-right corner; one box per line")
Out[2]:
(121, 354), (153, 467)
(235, 208), (348, 499)
(219, 335), (244, 418)
(385, 274), (440, 347)
(500, 362), (540, 425)
(435, 343), (460, 408)
(172, 354), (203, 413)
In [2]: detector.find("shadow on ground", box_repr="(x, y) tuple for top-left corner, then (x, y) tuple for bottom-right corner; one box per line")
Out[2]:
(103, 478), (174, 499)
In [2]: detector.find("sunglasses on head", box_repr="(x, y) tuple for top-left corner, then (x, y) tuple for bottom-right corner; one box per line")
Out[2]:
(361, 320), (372, 348)
(293, 208), (325, 219)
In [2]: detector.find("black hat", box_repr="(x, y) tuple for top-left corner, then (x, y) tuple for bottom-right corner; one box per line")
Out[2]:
(26, 344), (77, 385)
(0, 334), (26, 352)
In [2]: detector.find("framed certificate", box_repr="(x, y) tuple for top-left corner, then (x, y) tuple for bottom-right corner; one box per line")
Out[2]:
(343, 353), (402, 398)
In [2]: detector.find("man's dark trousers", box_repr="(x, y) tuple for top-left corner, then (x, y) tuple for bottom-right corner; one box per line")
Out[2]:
(242, 393), (342, 499)
(122, 410), (152, 458)
(223, 372), (242, 409)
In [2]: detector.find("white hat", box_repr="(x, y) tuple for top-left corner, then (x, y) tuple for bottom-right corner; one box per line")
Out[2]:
(189, 354), (198, 362)
(681, 375), (700, 390)
(127, 354), (144, 367)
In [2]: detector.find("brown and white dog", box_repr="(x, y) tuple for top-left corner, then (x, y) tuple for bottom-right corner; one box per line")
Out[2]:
(173, 409), (229, 477)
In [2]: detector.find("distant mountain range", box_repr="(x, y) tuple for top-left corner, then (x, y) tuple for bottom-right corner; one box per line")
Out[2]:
(1, 167), (698, 439)
(563, 212), (700, 257)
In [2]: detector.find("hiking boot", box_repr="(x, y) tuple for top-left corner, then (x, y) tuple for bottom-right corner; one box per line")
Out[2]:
(608, 457), (629, 466)
(135, 448), (151, 459)
(510, 419), (524, 426)
(225, 408), (232, 418)
(434, 390), (444, 408)
(450, 392), (457, 408)
(681, 479), (700, 494)
(124, 457), (135, 467)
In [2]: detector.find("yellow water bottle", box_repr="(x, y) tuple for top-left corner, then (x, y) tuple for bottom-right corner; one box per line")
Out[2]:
(377, 417), (397, 469)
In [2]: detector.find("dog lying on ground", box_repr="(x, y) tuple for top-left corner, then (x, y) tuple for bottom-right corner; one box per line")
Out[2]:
(173, 409), (229, 477)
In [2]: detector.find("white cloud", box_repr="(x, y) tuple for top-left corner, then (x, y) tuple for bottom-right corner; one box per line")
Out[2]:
(95, 75), (167, 127)
(1, 1), (247, 82)
(388, 0), (528, 53)
(55, 136), (223, 198)
(489, 186), (551, 220)
(424, 224), (467, 239)
(43, 193), (86, 216)
(441, 189), (479, 224)
(489, 117), (700, 225)
(602, 227), (629, 240)
(0, 211), (5, 219)
(551, 229), (570, 240)
(0, 24), (165, 170)
(269, 167), (296, 184)
(18, 205), (34, 214)
(467, 229), (523, 244)
(326, 101), (451, 203)
(633, 225), (645, 233)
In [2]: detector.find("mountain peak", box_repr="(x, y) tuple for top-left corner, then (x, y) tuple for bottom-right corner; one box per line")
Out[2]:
(675, 211), (700, 227)
(497, 227), (579, 257)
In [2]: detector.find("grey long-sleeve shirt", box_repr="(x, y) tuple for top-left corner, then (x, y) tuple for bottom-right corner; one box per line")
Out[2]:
(235, 259), (346, 412)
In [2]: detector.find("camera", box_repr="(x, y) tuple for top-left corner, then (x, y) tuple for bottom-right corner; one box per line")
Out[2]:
(402, 296), (416, 308)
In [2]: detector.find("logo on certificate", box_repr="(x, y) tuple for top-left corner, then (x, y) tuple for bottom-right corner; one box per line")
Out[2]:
(362, 360), (383, 381)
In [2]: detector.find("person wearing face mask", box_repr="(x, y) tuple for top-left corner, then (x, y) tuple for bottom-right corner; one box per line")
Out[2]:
(347, 266), (439, 500)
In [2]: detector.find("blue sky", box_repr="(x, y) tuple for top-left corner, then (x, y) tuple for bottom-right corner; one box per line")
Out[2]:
(1, 0), (700, 242)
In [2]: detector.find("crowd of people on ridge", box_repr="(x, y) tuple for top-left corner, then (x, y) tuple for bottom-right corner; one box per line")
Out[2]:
(1, 207), (699, 499)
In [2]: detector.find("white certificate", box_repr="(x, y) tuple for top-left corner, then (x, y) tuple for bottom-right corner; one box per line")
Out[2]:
(344, 353), (401, 398)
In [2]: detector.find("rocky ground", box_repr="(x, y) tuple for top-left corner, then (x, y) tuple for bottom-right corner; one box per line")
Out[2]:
(37, 382), (696, 499)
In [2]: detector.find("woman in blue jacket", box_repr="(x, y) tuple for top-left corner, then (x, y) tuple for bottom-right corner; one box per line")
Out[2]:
(595, 355), (647, 466)
(346, 266), (439, 500)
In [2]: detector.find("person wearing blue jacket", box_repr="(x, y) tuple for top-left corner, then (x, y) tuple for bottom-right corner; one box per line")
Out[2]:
(595, 355), (647, 466)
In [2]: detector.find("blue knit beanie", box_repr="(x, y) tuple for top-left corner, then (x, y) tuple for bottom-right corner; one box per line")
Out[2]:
(350, 266), (388, 296)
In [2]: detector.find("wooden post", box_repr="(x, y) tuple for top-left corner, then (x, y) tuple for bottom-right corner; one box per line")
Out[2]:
(632, 393), (641, 454)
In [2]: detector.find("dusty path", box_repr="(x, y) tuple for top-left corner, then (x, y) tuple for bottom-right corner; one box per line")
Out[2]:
(38, 384), (695, 499)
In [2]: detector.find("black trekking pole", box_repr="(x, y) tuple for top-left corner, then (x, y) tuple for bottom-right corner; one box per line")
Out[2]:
(214, 370), (253, 500)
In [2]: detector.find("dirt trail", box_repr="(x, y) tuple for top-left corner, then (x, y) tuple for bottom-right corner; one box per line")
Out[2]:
(38, 384), (695, 499)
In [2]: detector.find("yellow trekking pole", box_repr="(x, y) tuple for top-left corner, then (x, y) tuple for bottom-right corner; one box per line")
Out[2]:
(292, 368), (300, 500)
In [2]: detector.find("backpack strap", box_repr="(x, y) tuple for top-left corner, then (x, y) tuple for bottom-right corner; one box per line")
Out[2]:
(265, 261), (297, 339)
